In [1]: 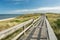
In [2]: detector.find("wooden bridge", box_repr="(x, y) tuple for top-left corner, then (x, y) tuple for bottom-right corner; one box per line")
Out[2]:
(0, 15), (57, 40)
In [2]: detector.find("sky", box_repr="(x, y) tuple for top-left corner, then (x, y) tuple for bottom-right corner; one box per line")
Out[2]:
(0, 0), (60, 14)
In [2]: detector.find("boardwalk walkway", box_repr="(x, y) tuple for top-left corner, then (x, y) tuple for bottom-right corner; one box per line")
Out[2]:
(18, 16), (48, 40)
(0, 15), (57, 40)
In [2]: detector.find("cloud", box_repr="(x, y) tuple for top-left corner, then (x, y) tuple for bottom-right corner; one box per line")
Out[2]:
(7, 9), (28, 13)
(7, 7), (60, 14)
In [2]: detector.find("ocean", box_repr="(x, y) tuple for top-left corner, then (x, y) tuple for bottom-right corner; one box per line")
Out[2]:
(0, 14), (22, 19)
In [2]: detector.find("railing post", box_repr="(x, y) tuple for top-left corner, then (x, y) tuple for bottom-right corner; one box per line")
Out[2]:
(23, 26), (26, 36)
(32, 19), (34, 27)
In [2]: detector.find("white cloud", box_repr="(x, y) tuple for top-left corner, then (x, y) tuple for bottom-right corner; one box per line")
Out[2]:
(7, 7), (60, 14)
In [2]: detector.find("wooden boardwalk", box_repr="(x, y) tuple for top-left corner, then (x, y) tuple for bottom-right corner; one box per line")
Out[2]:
(0, 15), (57, 40)
(18, 16), (48, 40)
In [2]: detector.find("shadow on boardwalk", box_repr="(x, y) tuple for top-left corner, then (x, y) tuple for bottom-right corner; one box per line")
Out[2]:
(26, 27), (41, 40)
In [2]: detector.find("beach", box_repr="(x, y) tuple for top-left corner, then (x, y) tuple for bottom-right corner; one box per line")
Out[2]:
(0, 18), (15, 21)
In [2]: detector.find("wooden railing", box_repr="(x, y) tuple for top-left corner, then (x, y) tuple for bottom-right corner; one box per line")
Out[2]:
(0, 16), (41, 40)
(0, 19), (33, 40)
(45, 17), (57, 40)
(12, 16), (41, 40)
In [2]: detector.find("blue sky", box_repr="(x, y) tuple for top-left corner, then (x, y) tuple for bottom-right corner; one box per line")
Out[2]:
(0, 0), (60, 14)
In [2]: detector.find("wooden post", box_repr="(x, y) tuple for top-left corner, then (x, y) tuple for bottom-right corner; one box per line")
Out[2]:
(23, 26), (26, 36)
(32, 19), (34, 27)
